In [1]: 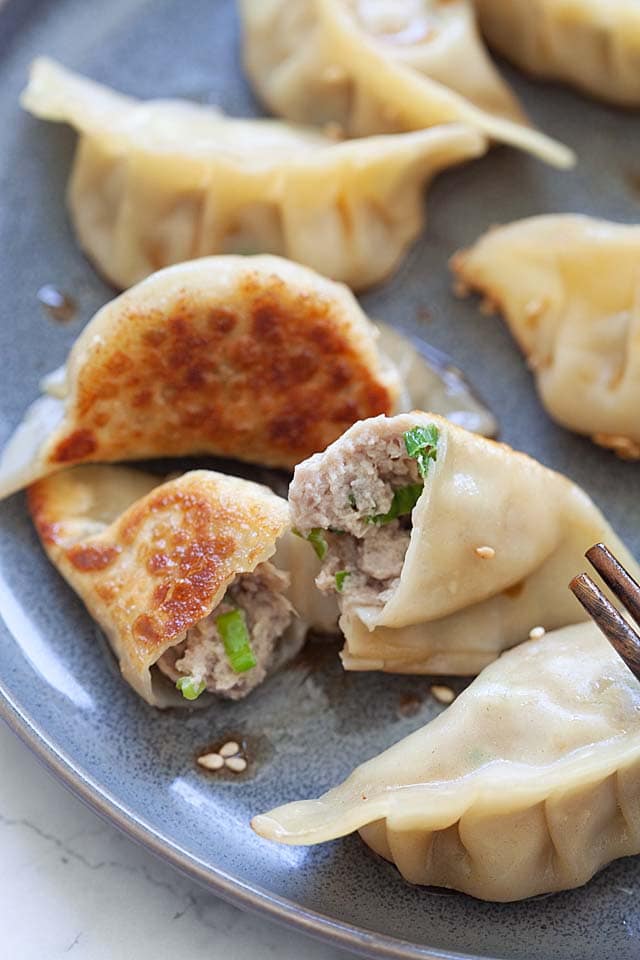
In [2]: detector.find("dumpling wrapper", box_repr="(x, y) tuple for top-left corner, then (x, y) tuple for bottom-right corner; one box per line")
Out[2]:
(28, 466), (309, 706)
(253, 621), (640, 901)
(0, 254), (401, 500)
(452, 215), (640, 459)
(473, 0), (640, 107)
(289, 412), (640, 673)
(239, 0), (574, 168)
(21, 57), (486, 291)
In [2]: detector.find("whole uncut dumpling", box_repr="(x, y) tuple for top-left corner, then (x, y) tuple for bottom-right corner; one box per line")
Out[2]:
(0, 255), (400, 499)
(253, 621), (640, 901)
(239, 0), (574, 167)
(21, 57), (486, 291)
(473, 0), (640, 107)
(452, 215), (640, 459)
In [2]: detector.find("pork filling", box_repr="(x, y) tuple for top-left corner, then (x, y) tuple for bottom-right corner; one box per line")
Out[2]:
(289, 421), (439, 612)
(157, 562), (294, 700)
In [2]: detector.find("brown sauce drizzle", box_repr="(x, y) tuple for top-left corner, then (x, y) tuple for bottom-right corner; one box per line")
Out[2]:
(397, 691), (424, 718)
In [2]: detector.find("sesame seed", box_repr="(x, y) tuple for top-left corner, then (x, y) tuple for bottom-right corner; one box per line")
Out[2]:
(524, 297), (546, 320)
(197, 752), (224, 771)
(225, 756), (247, 773)
(529, 626), (546, 640)
(219, 740), (240, 758)
(475, 546), (495, 559)
(322, 64), (347, 84)
(431, 685), (455, 705)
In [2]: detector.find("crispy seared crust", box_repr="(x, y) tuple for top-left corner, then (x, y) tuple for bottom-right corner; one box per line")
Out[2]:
(0, 255), (399, 499)
(28, 466), (290, 703)
(57, 262), (395, 468)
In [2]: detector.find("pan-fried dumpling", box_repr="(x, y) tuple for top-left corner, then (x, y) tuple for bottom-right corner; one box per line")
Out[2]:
(451, 215), (640, 459)
(473, 0), (640, 107)
(0, 255), (400, 500)
(288, 412), (639, 674)
(21, 57), (486, 291)
(252, 622), (640, 901)
(238, 0), (574, 168)
(28, 466), (308, 707)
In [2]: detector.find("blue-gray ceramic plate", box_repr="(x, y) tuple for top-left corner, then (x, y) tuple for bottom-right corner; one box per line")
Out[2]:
(1, 2), (639, 958)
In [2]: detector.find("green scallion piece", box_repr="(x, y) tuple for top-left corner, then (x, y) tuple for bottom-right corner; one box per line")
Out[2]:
(307, 527), (328, 559)
(176, 675), (207, 701)
(292, 526), (328, 559)
(366, 483), (423, 526)
(404, 424), (440, 479)
(335, 570), (350, 592)
(216, 608), (257, 673)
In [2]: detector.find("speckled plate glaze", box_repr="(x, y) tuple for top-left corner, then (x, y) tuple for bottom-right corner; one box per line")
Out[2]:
(1, 2), (639, 958)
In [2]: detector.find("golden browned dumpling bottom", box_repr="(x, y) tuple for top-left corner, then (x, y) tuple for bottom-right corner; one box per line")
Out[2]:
(0, 255), (400, 498)
(28, 466), (300, 706)
(52, 273), (393, 467)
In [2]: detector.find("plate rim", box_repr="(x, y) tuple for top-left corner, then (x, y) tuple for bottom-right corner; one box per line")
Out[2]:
(0, 675), (507, 960)
(0, 2), (627, 957)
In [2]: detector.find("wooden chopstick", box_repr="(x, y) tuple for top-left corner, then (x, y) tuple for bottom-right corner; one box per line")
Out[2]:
(569, 543), (640, 679)
(585, 543), (640, 627)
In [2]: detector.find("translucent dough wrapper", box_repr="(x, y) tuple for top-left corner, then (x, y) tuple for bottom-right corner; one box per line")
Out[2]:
(452, 215), (640, 459)
(289, 412), (640, 673)
(239, 0), (574, 167)
(21, 57), (487, 291)
(473, 0), (640, 107)
(253, 622), (640, 901)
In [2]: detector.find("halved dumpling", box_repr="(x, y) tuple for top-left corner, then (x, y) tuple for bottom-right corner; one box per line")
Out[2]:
(473, 0), (640, 107)
(452, 215), (640, 459)
(21, 57), (486, 291)
(288, 412), (639, 673)
(239, 0), (574, 167)
(28, 466), (305, 706)
(0, 255), (399, 500)
(253, 621), (640, 901)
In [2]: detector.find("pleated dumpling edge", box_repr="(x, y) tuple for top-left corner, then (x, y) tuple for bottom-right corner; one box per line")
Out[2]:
(252, 622), (640, 901)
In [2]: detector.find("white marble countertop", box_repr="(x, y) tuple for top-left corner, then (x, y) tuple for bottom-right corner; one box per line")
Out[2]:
(0, 720), (353, 960)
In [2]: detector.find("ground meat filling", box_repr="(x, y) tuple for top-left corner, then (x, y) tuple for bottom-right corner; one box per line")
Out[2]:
(156, 562), (293, 700)
(290, 426), (424, 612)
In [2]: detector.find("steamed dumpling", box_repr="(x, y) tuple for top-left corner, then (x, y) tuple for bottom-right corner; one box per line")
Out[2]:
(452, 215), (640, 459)
(21, 57), (486, 291)
(29, 466), (304, 706)
(0, 255), (400, 500)
(473, 0), (640, 107)
(288, 412), (640, 673)
(239, 0), (574, 168)
(253, 622), (640, 901)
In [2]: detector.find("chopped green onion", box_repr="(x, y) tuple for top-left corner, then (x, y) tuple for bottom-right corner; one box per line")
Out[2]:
(217, 608), (257, 673)
(292, 526), (328, 559)
(348, 492), (357, 510)
(328, 526), (346, 535)
(366, 483), (423, 526)
(404, 424), (440, 479)
(335, 570), (350, 592)
(307, 528), (329, 559)
(176, 675), (206, 701)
